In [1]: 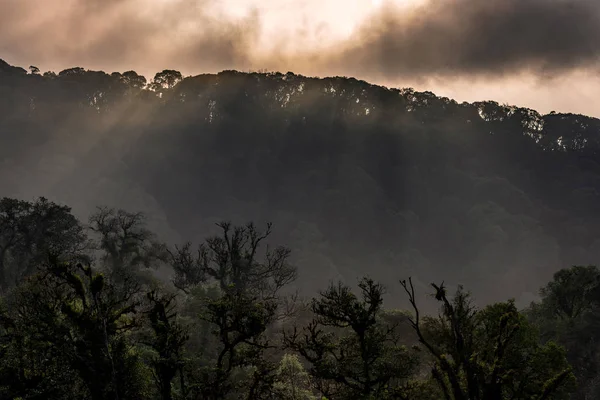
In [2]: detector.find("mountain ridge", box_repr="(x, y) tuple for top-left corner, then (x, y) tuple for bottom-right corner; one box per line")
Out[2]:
(3, 57), (600, 147)
(2, 57), (600, 307)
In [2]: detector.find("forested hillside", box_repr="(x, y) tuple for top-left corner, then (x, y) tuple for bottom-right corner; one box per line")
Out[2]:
(2, 58), (600, 305)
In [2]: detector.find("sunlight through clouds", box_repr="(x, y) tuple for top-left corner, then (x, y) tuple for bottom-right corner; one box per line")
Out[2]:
(2, 0), (600, 116)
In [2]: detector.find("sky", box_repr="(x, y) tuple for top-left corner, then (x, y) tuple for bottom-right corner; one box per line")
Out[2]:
(1, 0), (600, 117)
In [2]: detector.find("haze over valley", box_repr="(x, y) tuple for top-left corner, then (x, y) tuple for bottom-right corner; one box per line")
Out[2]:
(2, 58), (600, 307)
(2, 1), (600, 398)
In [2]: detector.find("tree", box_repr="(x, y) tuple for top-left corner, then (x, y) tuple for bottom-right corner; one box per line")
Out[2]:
(272, 353), (316, 400)
(150, 70), (183, 95)
(121, 70), (147, 89)
(58, 67), (85, 77)
(0, 293), (83, 399)
(535, 266), (600, 321)
(400, 278), (576, 400)
(88, 207), (167, 280)
(171, 222), (297, 399)
(42, 70), (57, 78)
(194, 288), (279, 399)
(3, 258), (147, 400)
(285, 277), (418, 400)
(170, 222), (296, 298)
(528, 266), (600, 399)
(142, 290), (189, 400)
(0, 197), (89, 292)
(169, 242), (206, 294)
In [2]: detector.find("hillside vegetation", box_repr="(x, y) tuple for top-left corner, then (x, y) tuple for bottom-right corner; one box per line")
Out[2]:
(2, 59), (600, 305)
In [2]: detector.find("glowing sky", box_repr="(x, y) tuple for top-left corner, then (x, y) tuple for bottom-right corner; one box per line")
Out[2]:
(1, 0), (600, 117)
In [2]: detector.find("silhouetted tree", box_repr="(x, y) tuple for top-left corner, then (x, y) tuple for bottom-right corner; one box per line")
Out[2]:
(170, 222), (296, 298)
(0, 293), (83, 399)
(88, 207), (168, 279)
(528, 266), (600, 399)
(143, 290), (189, 400)
(285, 278), (418, 400)
(1, 258), (147, 400)
(174, 222), (297, 399)
(401, 278), (576, 400)
(0, 197), (89, 292)
(121, 70), (147, 89)
(150, 70), (183, 95)
(3, 54), (600, 399)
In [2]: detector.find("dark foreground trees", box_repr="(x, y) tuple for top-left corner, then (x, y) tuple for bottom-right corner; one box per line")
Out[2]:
(0, 258), (147, 399)
(284, 278), (418, 399)
(0, 197), (88, 293)
(400, 278), (575, 400)
(527, 266), (600, 399)
(0, 198), (585, 399)
(143, 290), (189, 400)
(171, 222), (297, 399)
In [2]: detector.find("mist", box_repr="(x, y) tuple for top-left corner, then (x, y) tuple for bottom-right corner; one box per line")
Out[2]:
(2, 58), (600, 310)
(3, 2), (600, 397)
(2, 0), (600, 115)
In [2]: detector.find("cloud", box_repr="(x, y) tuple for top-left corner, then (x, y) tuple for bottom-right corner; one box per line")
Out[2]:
(1, 0), (600, 83)
(0, 0), (261, 77)
(317, 0), (600, 81)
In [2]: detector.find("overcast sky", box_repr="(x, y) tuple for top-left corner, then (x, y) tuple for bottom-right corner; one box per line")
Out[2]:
(2, 0), (600, 116)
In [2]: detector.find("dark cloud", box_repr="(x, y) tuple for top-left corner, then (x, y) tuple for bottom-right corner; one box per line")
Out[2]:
(321, 0), (600, 80)
(1, 0), (600, 81)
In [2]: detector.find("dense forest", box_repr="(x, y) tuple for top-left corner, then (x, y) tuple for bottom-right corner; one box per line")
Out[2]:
(2, 58), (600, 398)
(0, 197), (598, 399)
(2, 59), (600, 306)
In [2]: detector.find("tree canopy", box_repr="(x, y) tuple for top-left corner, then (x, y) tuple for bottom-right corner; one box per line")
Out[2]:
(1, 57), (600, 397)
(0, 198), (589, 399)
(2, 58), (600, 306)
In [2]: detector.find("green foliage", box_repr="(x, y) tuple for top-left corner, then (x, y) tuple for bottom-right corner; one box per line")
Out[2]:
(272, 353), (316, 400)
(170, 222), (297, 399)
(141, 290), (189, 400)
(0, 291), (86, 399)
(0, 197), (89, 292)
(528, 266), (600, 399)
(4, 59), (600, 309)
(0, 259), (147, 400)
(537, 266), (600, 321)
(285, 278), (419, 400)
(401, 278), (576, 400)
(0, 200), (586, 400)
